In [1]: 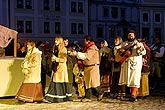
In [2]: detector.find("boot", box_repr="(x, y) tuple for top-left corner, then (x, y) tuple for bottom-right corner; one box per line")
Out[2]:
(95, 86), (104, 101)
(81, 88), (92, 102)
(130, 87), (138, 102)
(154, 77), (161, 90)
(149, 75), (154, 90)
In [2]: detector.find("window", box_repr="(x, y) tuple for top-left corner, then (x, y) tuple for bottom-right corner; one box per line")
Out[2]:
(111, 7), (118, 19)
(44, 22), (50, 33)
(78, 23), (83, 34)
(71, 23), (77, 34)
(17, 0), (23, 8)
(17, 20), (24, 33)
(25, 0), (32, 9)
(143, 13), (148, 22)
(123, 28), (128, 40)
(121, 8), (126, 18)
(97, 27), (103, 38)
(103, 7), (109, 17)
(71, 2), (76, 12)
(109, 27), (115, 38)
(55, 22), (61, 34)
(155, 13), (161, 22)
(78, 2), (83, 13)
(55, 0), (60, 11)
(44, 0), (50, 10)
(26, 21), (32, 33)
(142, 28), (149, 40)
(137, 0), (142, 3)
(154, 28), (161, 37)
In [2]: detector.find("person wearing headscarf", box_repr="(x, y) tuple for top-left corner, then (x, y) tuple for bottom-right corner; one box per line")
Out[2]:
(99, 40), (111, 94)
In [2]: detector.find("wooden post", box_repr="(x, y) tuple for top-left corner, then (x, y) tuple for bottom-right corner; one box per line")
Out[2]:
(14, 34), (17, 57)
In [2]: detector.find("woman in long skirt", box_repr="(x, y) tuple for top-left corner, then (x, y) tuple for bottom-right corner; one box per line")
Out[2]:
(99, 40), (111, 94)
(15, 40), (43, 103)
(44, 36), (72, 103)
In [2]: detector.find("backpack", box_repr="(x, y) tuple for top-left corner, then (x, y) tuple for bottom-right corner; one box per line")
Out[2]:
(141, 42), (151, 73)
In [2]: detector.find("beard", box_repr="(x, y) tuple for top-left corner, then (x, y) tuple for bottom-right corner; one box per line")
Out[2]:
(128, 37), (135, 42)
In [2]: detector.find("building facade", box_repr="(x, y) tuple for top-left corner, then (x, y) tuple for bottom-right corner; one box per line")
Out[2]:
(6, 0), (88, 45)
(138, 0), (165, 45)
(0, 0), (165, 46)
(89, 0), (165, 45)
(0, 0), (10, 27)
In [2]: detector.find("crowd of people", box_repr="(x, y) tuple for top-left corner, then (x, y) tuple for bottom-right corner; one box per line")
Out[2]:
(15, 29), (165, 104)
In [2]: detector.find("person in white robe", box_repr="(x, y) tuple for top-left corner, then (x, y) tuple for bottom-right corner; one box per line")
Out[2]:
(118, 30), (146, 102)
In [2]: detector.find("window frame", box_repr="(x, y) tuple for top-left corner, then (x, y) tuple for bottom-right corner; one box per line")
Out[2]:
(71, 2), (77, 12)
(142, 12), (149, 23)
(43, 0), (50, 10)
(111, 7), (118, 19)
(55, 22), (61, 34)
(55, 0), (61, 11)
(25, 21), (32, 33)
(78, 2), (83, 13)
(25, 0), (32, 9)
(71, 23), (77, 34)
(17, 20), (24, 33)
(44, 22), (50, 33)
(154, 12), (161, 23)
(96, 26), (104, 38)
(103, 7), (109, 17)
(78, 23), (84, 34)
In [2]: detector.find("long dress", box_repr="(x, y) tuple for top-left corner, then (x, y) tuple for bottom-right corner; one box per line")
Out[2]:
(44, 47), (73, 103)
(99, 46), (111, 93)
(137, 73), (149, 97)
(15, 48), (43, 102)
(138, 42), (150, 97)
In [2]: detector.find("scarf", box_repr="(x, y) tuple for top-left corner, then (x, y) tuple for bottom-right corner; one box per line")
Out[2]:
(83, 41), (95, 52)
